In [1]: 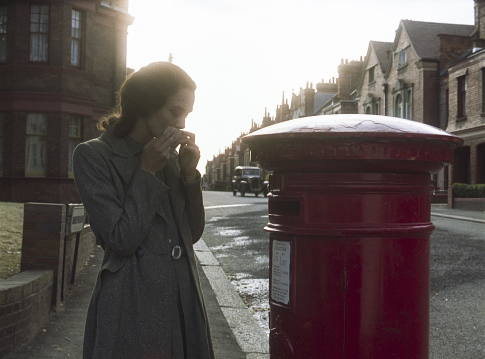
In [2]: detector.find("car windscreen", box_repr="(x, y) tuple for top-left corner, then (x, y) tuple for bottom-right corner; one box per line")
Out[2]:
(242, 169), (261, 177)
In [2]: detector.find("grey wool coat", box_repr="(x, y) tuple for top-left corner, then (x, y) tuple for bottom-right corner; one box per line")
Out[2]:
(73, 129), (214, 359)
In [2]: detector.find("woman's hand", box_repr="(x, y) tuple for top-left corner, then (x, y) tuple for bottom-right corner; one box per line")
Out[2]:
(139, 128), (178, 176)
(175, 131), (200, 183)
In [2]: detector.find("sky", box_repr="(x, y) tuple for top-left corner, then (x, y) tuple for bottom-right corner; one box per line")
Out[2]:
(126, 0), (475, 173)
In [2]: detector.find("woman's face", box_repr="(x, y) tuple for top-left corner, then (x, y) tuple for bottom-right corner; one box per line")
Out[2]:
(145, 88), (195, 137)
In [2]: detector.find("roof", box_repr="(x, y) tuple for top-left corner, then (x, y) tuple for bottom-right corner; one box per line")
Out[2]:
(314, 92), (338, 114)
(401, 20), (474, 60)
(370, 41), (393, 70)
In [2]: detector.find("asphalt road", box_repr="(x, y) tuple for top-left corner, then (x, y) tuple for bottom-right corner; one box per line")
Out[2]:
(202, 190), (485, 358)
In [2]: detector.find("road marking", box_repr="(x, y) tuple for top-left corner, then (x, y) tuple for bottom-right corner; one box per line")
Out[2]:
(204, 204), (252, 209)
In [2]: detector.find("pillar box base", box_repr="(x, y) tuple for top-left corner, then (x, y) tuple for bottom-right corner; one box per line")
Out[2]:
(242, 115), (463, 359)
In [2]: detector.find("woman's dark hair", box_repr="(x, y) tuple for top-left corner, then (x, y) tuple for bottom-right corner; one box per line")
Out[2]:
(98, 61), (196, 137)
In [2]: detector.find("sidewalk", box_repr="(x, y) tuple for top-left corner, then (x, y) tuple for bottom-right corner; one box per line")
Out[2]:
(5, 205), (482, 359)
(4, 242), (268, 359)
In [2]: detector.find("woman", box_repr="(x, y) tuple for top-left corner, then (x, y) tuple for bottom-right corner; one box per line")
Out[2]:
(73, 62), (213, 359)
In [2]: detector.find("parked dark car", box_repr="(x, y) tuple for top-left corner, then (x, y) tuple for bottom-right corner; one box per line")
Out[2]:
(232, 166), (267, 197)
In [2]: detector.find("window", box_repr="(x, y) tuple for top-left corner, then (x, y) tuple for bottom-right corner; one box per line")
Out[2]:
(68, 116), (81, 174)
(457, 76), (466, 118)
(374, 101), (379, 115)
(399, 49), (407, 67)
(30, 5), (49, 62)
(0, 115), (4, 174)
(26, 114), (47, 176)
(71, 10), (82, 66)
(395, 94), (403, 118)
(405, 89), (412, 120)
(0, 6), (6, 62)
(392, 81), (412, 120)
(368, 67), (375, 83)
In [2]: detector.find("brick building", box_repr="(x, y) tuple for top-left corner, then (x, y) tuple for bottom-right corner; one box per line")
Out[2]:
(357, 41), (392, 116)
(358, 20), (473, 128)
(443, 0), (485, 186)
(355, 20), (475, 190)
(0, 0), (133, 203)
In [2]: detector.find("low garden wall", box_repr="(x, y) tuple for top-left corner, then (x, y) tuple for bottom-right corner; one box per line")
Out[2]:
(448, 183), (485, 211)
(0, 202), (97, 358)
(0, 270), (53, 358)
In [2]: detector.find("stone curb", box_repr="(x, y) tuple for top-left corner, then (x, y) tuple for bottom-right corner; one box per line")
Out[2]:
(194, 240), (270, 359)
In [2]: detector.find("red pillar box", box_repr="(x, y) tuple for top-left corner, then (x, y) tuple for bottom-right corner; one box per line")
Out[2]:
(242, 114), (463, 359)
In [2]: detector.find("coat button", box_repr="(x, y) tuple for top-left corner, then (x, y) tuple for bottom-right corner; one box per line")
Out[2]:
(135, 247), (145, 258)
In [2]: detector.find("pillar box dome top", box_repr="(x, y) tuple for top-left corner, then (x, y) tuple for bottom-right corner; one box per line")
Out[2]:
(242, 114), (463, 173)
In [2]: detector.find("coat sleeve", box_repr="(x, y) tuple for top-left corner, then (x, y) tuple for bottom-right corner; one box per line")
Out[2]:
(73, 141), (167, 257)
(183, 171), (205, 244)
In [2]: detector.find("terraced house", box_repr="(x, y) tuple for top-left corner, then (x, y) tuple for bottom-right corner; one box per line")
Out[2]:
(0, 0), (133, 203)
(442, 0), (485, 188)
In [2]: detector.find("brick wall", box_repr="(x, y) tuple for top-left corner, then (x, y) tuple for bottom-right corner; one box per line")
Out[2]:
(0, 0), (132, 203)
(446, 49), (485, 185)
(0, 270), (53, 358)
(20, 203), (66, 307)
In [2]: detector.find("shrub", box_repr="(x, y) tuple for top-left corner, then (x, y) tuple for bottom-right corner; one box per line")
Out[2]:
(452, 183), (485, 198)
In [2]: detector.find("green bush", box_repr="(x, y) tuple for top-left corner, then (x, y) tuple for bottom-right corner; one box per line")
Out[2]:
(452, 183), (485, 198)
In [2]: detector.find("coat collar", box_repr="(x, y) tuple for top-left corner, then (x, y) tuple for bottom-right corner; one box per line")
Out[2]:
(100, 129), (134, 159)
(100, 129), (139, 186)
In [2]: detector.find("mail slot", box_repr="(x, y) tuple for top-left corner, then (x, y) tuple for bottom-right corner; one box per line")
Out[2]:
(242, 114), (463, 359)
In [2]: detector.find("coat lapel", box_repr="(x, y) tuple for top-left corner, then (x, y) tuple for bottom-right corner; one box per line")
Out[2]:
(101, 130), (140, 189)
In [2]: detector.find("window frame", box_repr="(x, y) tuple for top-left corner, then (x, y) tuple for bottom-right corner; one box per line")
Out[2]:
(405, 88), (413, 120)
(29, 4), (50, 63)
(398, 49), (407, 67)
(68, 116), (81, 175)
(368, 66), (375, 84)
(71, 9), (83, 67)
(395, 93), (403, 118)
(0, 6), (7, 63)
(392, 81), (412, 120)
(25, 114), (47, 177)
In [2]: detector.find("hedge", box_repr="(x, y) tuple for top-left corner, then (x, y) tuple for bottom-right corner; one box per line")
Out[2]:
(452, 183), (485, 198)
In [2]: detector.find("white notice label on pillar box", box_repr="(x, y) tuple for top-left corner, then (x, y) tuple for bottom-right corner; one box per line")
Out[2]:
(271, 240), (291, 305)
